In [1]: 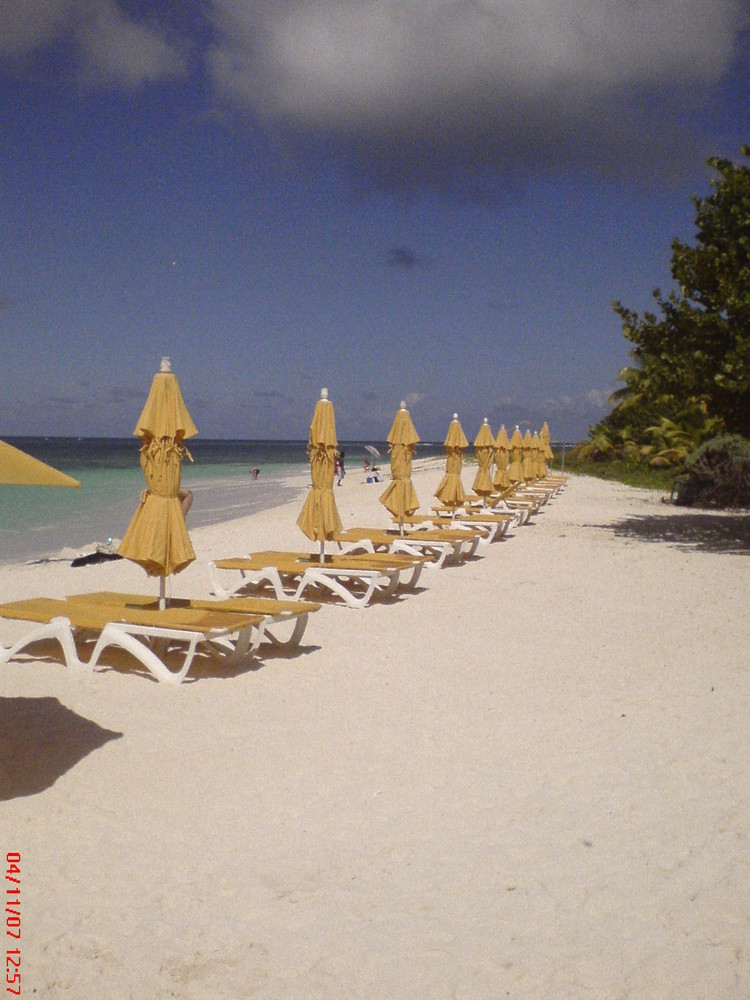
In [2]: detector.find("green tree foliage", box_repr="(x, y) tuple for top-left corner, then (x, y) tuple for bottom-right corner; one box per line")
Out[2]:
(596, 145), (750, 448)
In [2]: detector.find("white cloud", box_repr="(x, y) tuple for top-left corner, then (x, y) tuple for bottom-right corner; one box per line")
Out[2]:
(544, 387), (613, 415)
(3, 1), (745, 181)
(0, 0), (188, 86)
(200, 0), (749, 189)
(0, 0), (70, 57)
(77, 1), (188, 86)
(585, 388), (612, 410)
(206, 1), (746, 130)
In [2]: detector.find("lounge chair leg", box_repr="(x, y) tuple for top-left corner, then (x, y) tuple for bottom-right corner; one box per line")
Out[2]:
(226, 623), (264, 664)
(208, 562), (288, 600)
(295, 570), (375, 609)
(398, 563), (424, 590)
(0, 617), (88, 673)
(88, 625), (197, 684)
(265, 613), (309, 647)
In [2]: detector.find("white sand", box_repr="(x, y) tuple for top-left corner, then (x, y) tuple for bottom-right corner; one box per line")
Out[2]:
(1, 465), (749, 999)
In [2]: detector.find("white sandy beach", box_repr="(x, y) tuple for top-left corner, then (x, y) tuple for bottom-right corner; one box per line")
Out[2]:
(1, 462), (749, 999)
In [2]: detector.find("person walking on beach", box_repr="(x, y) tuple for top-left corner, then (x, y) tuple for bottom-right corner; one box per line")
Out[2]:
(335, 449), (346, 486)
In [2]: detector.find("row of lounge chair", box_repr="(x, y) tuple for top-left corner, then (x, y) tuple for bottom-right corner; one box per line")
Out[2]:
(0, 477), (565, 685)
(0, 592), (321, 686)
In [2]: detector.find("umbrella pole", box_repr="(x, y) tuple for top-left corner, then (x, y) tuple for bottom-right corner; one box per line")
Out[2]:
(159, 575), (166, 610)
(319, 539), (325, 564)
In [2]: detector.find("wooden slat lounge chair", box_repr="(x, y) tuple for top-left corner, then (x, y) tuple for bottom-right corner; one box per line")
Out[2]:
(0, 597), (270, 685)
(208, 550), (428, 608)
(333, 525), (482, 568)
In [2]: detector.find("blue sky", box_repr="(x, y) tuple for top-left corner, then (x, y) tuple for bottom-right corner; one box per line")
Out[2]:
(1, 1), (749, 443)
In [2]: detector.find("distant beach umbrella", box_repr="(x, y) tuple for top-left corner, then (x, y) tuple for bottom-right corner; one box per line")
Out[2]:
(296, 388), (343, 562)
(493, 425), (511, 491)
(472, 418), (495, 500)
(532, 431), (546, 477)
(0, 439), (80, 488)
(365, 444), (381, 459)
(540, 421), (554, 462)
(118, 357), (197, 607)
(522, 429), (536, 480)
(507, 426), (525, 483)
(434, 414), (468, 509)
(379, 401), (420, 531)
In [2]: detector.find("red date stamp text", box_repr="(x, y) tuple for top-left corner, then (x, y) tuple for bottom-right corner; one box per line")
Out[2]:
(5, 853), (20, 996)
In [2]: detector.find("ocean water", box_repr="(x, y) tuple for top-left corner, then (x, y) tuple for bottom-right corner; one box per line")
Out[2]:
(0, 438), (444, 565)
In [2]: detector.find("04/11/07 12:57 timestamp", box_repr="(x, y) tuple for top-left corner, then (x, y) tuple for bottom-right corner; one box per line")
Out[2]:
(5, 853), (20, 997)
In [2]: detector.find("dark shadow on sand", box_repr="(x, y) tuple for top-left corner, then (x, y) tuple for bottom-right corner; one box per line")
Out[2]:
(0, 697), (122, 800)
(604, 511), (750, 555)
(184, 641), (323, 680)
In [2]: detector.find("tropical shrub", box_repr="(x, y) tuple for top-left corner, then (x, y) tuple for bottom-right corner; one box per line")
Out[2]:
(639, 402), (725, 467)
(677, 435), (750, 508)
(571, 428), (639, 462)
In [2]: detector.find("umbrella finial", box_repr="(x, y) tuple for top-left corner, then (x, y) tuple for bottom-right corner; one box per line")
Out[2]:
(483, 417), (488, 424)
(400, 400), (406, 410)
(160, 356), (172, 373)
(320, 387), (329, 400)
(453, 413), (458, 420)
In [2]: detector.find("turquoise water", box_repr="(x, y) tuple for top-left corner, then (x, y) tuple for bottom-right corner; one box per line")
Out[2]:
(0, 438), (308, 565)
(0, 438), (445, 565)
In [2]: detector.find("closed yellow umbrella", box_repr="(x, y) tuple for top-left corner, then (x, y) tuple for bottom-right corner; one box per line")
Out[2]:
(492, 425), (511, 491)
(379, 401), (420, 530)
(0, 439), (80, 487)
(434, 414), (468, 509)
(522, 429), (536, 480)
(507, 425), (525, 483)
(532, 431), (546, 478)
(296, 388), (343, 561)
(472, 418), (495, 500)
(540, 421), (555, 463)
(118, 357), (197, 604)
(523, 430), (539, 482)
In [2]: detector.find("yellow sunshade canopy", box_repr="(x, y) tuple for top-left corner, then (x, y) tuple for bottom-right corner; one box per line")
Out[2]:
(133, 370), (198, 442)
(380, 401), (420, 523)
(118, 358), (197, 579)
(434, 413), (468, 507)
(444, 416), (469, 450)
(472, 418), (495, 496)
(386, 405), (420, 448)
(493, 424), (511, 490)
(0, 439), (80, 488)
(297, 388), (343, 544)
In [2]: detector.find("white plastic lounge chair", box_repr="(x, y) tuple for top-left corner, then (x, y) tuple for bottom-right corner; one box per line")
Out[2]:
(66, 590), (320, 650)
(208, 550), (427, 609)
(0, 597), (269, 685)
(333, 525), (481, 568)
(436, 491), (539, 523)
(395, 513), (509, 545)
(427, 509), (516, 542)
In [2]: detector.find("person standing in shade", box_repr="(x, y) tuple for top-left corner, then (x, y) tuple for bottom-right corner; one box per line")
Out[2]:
(335, 449), (346, 486)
